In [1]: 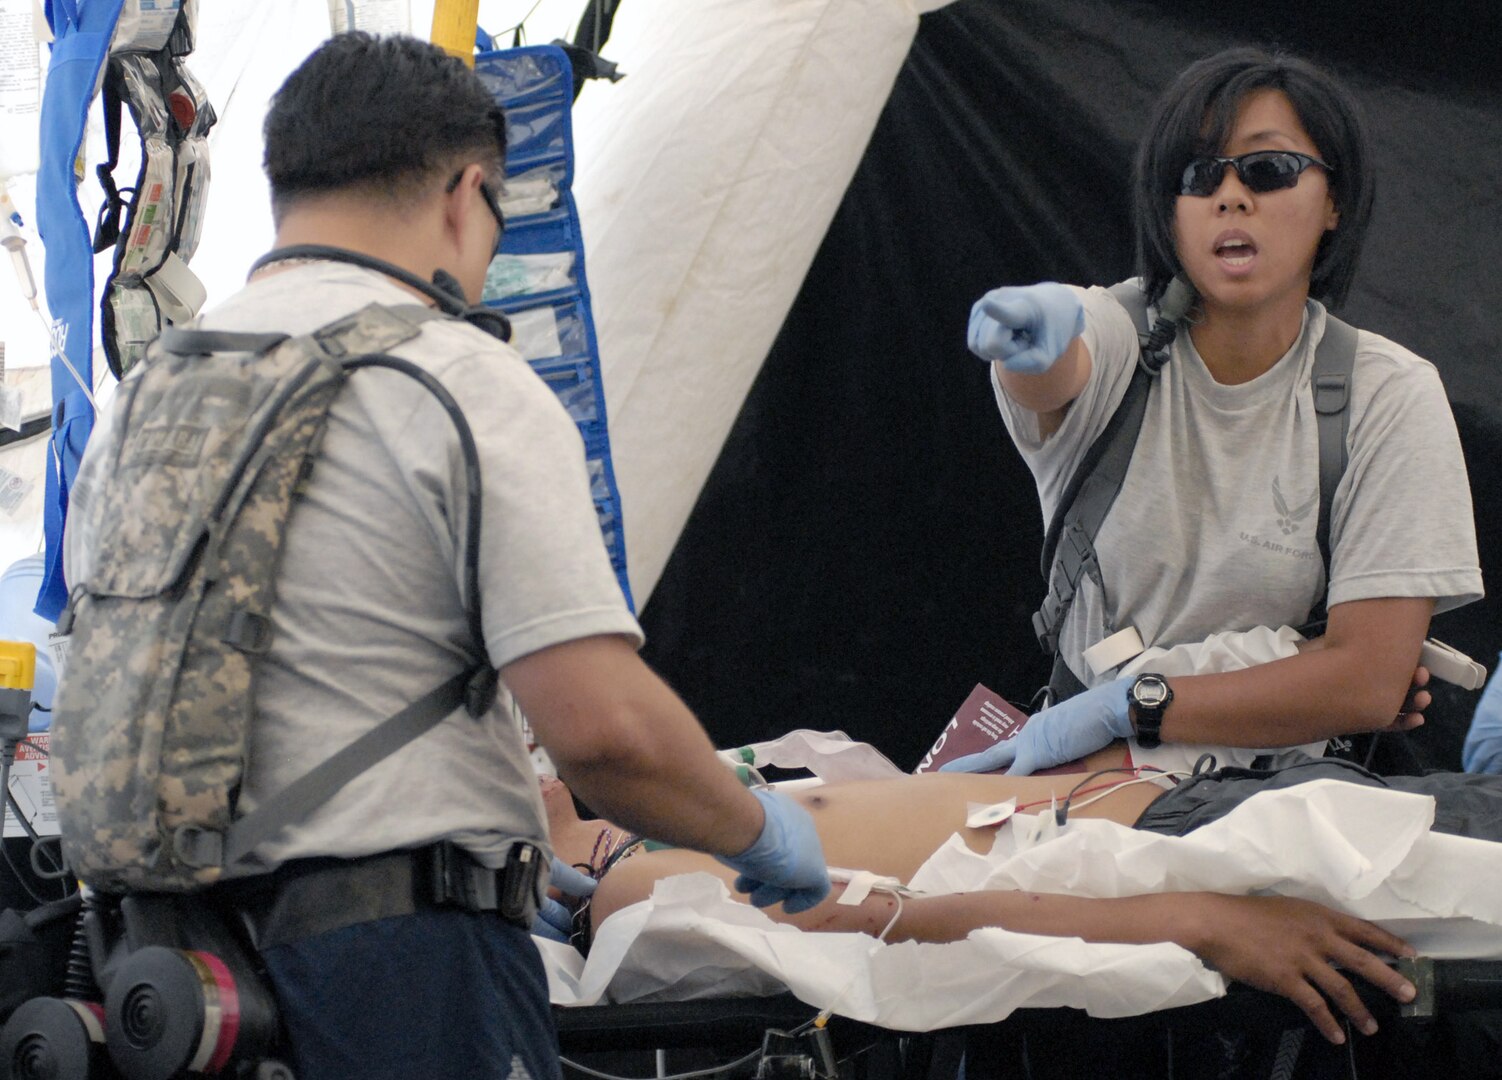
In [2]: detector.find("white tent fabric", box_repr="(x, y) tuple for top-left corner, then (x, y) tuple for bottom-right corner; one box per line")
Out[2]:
(573, 0), (954, 603)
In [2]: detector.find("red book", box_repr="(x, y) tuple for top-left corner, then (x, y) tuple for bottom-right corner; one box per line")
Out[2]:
(913, 684), (1030, 774)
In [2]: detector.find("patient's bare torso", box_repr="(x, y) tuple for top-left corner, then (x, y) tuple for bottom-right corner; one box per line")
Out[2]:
(590, 769), (1164, 933)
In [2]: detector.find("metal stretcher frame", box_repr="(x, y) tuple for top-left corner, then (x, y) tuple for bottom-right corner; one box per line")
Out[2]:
(552, 994), (952, 1079)
(551, 957), (1502, 1080)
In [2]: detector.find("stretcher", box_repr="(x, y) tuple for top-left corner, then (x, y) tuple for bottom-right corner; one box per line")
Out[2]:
(543, 733), (1502, 1079)
(551, 961), (1502, 1079)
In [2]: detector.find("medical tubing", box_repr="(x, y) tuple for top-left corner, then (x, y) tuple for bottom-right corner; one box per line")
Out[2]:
(1049, 767), (1140, 825)
(343, 354), (487, 671)
(559, 1044), (764, 1080)
(29, 835), (69, 880)
(1138, 275), (1197, 373)
(33, 304), (100, 409)
(813, 884), (906, 1030)
(1018, 768), (1190, 823)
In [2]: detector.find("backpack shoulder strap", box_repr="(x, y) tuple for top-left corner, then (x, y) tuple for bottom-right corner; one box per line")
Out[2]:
(1305, 312), (1358, 628)
(1032, 283), (1157, 696)
(214, 669), (476, 869)
(172, 301), (497, 873)
(1036, 281), (1150, 581)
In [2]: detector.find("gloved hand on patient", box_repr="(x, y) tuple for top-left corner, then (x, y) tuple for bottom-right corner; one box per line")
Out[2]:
(717, 788), (831, 914)
(966, 282), (1085, 374)
(533, 856), (598, 942)
(939, 676), (1134, 777)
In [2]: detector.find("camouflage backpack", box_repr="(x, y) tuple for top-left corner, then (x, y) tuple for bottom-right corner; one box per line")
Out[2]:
(51, 302), (497, 893)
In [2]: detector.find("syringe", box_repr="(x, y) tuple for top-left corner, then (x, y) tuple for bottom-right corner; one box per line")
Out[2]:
(0, 184), (38, 309)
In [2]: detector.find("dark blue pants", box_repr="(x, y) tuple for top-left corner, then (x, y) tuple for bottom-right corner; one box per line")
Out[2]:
(262, 908), (562, 1080)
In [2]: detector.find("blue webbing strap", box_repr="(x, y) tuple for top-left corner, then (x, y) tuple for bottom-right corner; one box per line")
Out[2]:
(38, 392), (94, 621)
(34, 0), (128, 620)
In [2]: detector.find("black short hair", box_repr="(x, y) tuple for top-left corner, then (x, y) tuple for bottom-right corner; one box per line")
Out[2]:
(264, 32), (506, 219)
(1132, 47), (1373, 309)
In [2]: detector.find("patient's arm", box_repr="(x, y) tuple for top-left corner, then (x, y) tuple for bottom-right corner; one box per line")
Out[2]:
(592, 853), (1416, 1046)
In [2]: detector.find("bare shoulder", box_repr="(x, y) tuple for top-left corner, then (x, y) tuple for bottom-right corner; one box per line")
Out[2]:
(590, 848), (732, 933)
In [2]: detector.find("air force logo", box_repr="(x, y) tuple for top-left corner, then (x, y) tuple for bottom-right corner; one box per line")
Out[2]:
(1272, 475), (1318, 536)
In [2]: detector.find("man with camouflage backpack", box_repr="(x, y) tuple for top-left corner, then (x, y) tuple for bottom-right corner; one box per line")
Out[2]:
(55, 33), (827, 1080)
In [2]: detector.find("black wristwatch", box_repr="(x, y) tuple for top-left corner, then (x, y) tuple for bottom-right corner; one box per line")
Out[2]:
(1128, 673), (1173, 749)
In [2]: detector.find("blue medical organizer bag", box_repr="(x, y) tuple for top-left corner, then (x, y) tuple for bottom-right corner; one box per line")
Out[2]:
(474, 44), (634, 612)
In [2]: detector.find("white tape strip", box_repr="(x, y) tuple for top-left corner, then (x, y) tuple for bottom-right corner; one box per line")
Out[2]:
(836, 870), (879, 906)
(830, 868), (910, 905)
(1083, 626), (1145, 676)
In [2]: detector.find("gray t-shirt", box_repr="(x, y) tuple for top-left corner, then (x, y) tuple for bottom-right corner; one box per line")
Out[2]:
(66, 263), (642, 872)
(993, 282), (1483, 758)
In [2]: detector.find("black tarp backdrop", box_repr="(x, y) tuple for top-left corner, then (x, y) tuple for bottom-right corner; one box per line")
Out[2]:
(639, 0), (1501, 774)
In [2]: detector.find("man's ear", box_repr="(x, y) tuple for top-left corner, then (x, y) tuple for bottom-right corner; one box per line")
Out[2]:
(1325, 193), (1340, 232)
(440, 165), (478, 238)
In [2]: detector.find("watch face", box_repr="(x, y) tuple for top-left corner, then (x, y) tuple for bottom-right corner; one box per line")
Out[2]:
(1135, 677), (1169, 708)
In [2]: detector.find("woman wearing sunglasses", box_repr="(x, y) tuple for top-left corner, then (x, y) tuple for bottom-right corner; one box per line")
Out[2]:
(956, 47), (1481, 779)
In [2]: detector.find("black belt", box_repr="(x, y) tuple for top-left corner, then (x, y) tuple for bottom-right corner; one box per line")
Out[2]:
(216, 841), (542, 951)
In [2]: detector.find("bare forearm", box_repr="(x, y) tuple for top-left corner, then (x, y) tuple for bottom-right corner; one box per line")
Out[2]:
(885, 890), (1416, 1045)
(504, 636), (763, 857)
(553, 702), (762, 857)
(888, 890), (1187, 947)
(1157, 597), (1433, 748)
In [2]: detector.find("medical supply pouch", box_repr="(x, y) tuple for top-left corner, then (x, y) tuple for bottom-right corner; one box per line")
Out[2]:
(475, 44), (633, 609)
(93, 0), (216, 379)
(49, 302), (491, 893)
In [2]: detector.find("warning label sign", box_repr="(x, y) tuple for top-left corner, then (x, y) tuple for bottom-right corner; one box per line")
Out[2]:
(5, 732), (58, 839)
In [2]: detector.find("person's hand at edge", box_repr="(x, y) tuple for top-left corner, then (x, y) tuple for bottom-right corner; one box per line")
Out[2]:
(939, 676), (1134, 776)
(1462, 653), (1502, 772)
(1183, 893), (1417, 1045)
(717, 788), (830, 914)
(532, 856), (597, 943)
(966, 282), (1085, 375)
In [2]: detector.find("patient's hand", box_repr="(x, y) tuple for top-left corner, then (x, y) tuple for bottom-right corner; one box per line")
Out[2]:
(1182, 894), (1416, 1045)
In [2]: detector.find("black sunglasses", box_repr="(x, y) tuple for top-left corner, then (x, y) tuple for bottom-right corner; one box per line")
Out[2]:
(1179, 151), (1333, 197)
(445, 170), (507, 238)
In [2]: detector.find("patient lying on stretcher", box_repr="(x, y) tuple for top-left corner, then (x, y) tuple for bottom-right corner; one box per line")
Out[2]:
(542, 767), (1427, 1045)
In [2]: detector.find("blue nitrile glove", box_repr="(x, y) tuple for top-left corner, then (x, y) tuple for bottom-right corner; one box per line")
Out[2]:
(532, 856), (597, 943)
(1462, 654), (1502, 775)
(717, 788), (830, 914)
(966, 282), (1086, 374)
(939, 676), (1135, 777)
